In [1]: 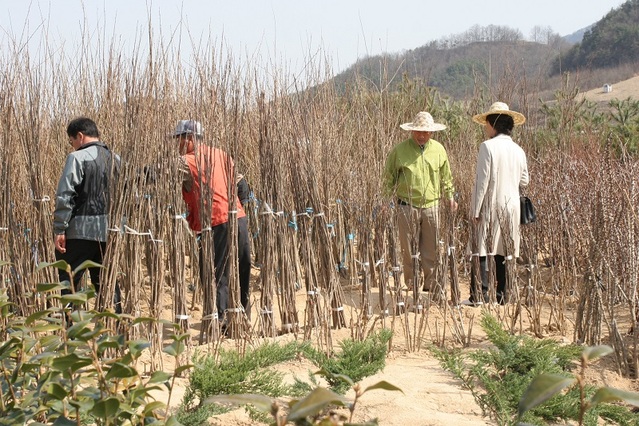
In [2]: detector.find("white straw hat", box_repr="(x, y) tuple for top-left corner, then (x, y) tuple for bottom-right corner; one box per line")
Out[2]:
(400, 111), (447, 132)
(472, 102), (526, 126)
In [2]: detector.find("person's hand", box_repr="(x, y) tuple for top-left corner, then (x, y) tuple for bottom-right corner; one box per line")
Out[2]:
(55, 234), (66, 253)
(448, 198), (458, 212)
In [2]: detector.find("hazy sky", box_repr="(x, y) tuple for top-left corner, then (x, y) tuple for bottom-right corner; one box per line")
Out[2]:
(0, 0), (627, 77)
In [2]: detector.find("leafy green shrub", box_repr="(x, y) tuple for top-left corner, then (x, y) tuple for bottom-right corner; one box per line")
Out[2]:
(180, 341), (311, 424)
(180, 329), (393, 424)
(519, 345), (639, 426)
(305, 329), (392, 394)
(184, 341), (310, 406)
(0, 259), (190, 425)
(209, 378), (402, 425)
(433, 312), (639, 425)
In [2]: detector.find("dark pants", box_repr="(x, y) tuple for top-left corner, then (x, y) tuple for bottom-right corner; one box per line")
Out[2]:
(470, 255), (506, 304)
(200, 216), (251, 319)
(55, 239), (122, 313)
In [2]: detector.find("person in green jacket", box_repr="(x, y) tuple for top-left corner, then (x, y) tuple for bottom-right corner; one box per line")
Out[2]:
(383, 111), (457, 299)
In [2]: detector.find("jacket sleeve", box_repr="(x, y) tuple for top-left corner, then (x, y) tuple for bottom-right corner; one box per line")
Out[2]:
(236, 175), (250, 207)
(440, 151), (455, 200)
(382, 149), (397, 198)
(471, 143), (491, 218)
(519, 151), (530, 188)
(53, 155), (83, 235)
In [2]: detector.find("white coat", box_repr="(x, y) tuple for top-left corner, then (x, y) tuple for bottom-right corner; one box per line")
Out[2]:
(470, 134), (529, 257)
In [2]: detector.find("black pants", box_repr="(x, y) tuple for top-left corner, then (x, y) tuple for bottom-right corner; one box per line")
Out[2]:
(55, 239), (122, 313)
(200, 216), (251, 319)
(470, 255), (506, 304)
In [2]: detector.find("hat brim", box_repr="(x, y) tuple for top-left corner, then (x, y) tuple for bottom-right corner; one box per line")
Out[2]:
(400, 122), (447, 132)
(171, 130), (199, 138)
(472, 110), (526, 126)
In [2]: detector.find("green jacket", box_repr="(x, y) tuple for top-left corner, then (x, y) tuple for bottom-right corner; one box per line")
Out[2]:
(383, 137), (455, 208)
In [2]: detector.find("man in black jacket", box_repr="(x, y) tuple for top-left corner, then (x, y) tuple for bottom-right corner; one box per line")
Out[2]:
(53, 117), (122, 314)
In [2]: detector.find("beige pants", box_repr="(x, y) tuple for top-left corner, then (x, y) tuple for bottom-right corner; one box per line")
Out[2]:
(397, 204), (440, 291)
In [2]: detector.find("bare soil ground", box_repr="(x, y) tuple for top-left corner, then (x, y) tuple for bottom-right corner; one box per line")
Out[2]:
(145, 78), (639, 424)
(145, 261), (637, 426)
(578, 74), (639, 105)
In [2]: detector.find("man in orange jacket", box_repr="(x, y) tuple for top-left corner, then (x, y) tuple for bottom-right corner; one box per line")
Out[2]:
(174, 119), (251, 326)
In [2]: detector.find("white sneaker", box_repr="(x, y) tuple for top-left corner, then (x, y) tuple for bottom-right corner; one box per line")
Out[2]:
(460, 299), (483, 307)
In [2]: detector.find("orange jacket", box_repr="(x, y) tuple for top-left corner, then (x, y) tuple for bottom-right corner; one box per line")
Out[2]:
(181, 145), (246, 231)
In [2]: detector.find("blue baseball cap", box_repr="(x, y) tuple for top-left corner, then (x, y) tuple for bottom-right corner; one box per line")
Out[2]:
(173, 120), (204, 137)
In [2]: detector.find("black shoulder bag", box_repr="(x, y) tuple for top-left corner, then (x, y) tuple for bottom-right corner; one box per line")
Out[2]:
(520, 196), (536, 225)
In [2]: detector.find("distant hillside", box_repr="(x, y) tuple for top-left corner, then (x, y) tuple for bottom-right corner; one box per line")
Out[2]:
(562, 25), (592, 44)
(328, 1), (639, 101)
(580, 75), (639, 100)
(552, 0), (639, 73)
(332, 35), (567, 100)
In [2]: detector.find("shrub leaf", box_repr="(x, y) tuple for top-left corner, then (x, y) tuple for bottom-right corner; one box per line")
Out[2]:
(363, 380), (404, 394)
(148, 371), (172, 384)
(37, 260), (69, 272)
(105, 362), (138, 380)
(72, 260), (104, 274)
(590, 387), (639, 407)
(518, 374), (576, 417)
(288, 387), (347, 421)
(582, 345), (614, 362)
(91, 397), (120, 419)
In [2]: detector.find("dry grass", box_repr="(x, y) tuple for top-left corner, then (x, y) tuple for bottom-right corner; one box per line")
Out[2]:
(1, 21), (639, 392)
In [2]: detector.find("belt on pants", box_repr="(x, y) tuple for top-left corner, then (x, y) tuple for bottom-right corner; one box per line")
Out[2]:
(396, 199), (436, 208)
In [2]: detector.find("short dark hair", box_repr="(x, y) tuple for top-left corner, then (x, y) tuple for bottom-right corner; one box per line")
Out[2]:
(67, 117), (100, 138)
(486, 114), (514, 136)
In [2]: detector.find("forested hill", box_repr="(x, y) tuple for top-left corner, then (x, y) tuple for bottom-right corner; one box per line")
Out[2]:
(331, 27), (565, 100)
(552, 0), (639, 73)
(329, 0), (639, 100)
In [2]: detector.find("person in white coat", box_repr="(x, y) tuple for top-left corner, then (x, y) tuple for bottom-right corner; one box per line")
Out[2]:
(463, 102), (529, 306)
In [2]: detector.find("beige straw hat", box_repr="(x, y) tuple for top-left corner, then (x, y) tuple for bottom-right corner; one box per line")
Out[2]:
(400, 111), (447, 132)
(472, 102), (526, 126)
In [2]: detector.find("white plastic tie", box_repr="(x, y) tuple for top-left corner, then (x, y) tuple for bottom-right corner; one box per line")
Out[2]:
(375, 258), (385, 267)
(202, 312), (219, 321)
(226, 308), (244, 313)
(503, 255), (513, 264)
(332, 306), (344, 312)
(0, 227), (8, 231)
(411, 253), (420, 259)
(260, 202), (274, 215)
(447, 246), (455, 256)
(391, 266), (401, 272)
(261, 308), (273, 315)
(32, 195), (50, 202)
(175, 314), (190, 320)
(124, 225), (152, 236)
(356, 260), (370, 269)
(396, 301), (405, 307)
